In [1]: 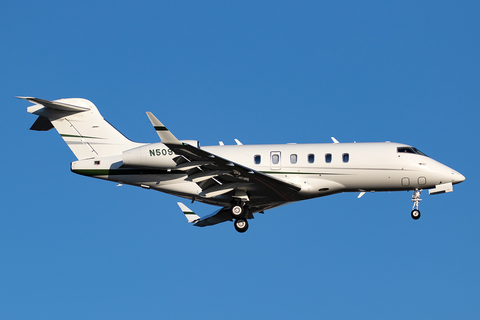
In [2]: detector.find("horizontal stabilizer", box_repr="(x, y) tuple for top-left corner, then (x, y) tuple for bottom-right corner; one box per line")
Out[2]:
(177, 202), (200, 223)
(18, 96), (90, 112)
(21, 96), (141, 160)
(30, 116), (54, 131)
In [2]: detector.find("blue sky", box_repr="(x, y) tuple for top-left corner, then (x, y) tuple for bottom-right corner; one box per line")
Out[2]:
(1, 1), (479, 319)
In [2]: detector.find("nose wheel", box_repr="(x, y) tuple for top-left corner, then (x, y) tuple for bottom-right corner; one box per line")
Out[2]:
(411, 209), (421, 220)
(411, 188), (422, 220)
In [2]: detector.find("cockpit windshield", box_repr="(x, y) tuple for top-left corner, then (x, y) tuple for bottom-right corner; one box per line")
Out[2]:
(397, 146), (428, 157)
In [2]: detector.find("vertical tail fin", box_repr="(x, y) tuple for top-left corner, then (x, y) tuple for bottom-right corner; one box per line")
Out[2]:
(21, 97), (140, 160)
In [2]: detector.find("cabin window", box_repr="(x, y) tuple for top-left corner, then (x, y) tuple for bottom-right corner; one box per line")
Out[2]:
(94, 160), (100, 165)
(290, 154), (297, 164)
(272, 154), (279, 165)
(308, 154), (315, 163)
(342, 153), (349, 163)
(325, 153), (332, 163)
(254, 155), (261, 164)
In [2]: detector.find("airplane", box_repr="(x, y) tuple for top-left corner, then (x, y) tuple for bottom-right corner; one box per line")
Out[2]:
(20, 96), (466, 233)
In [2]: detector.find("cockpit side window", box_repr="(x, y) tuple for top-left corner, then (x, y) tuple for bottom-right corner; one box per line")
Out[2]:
(397, 147), (415, 154)
(397, 147), (428, 157)
(412, 147), (428, 157)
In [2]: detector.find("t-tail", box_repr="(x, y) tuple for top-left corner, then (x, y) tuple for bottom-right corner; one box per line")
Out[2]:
(20, 97), (141, 159)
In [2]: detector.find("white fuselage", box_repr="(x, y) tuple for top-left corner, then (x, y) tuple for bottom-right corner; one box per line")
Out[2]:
(23, 96), (466, 230)
(71, 141), (464, 207)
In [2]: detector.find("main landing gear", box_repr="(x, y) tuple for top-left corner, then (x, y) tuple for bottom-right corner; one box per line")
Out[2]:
(231, 202), (250, 233)
(234, 218), (249, 233)
(231, 204), (244, 219)
(411, 188), (422, 220)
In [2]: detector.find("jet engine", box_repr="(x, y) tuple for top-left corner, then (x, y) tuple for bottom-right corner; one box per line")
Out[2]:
(122, 141), (200, 168)
(123, 142), (177, 168)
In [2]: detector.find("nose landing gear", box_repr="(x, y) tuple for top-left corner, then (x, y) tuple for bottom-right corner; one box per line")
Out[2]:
(411, 188), (422, 220)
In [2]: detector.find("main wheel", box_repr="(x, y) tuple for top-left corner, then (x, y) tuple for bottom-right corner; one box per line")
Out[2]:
(234, 219), (249, 233)
(411, 209), (421, 220)
(231, 205), (243, 218)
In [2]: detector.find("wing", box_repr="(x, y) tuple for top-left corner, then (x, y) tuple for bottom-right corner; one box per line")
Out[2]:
(177, 202), (232, 227)
(146, 112), (303, 215)
(167, 142), (302, 205)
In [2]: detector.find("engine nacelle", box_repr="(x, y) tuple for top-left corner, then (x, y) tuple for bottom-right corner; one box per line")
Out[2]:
(122, 140), (200, 168)
(123, 142), (177, 168)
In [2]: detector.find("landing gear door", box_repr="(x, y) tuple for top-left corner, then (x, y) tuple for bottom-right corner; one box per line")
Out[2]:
(270, 151), (281, 170)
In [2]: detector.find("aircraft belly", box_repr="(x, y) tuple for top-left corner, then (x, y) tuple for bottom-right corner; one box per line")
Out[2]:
(276, 168), (421, 193)
(111, 173), (186, 185)
(331, 169), (433, 191)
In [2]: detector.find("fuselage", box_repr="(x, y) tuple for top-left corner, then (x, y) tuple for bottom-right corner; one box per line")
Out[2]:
(204, 142), (464, 195)
(23, 96), (466, 231)
(71, 141), (465, 207)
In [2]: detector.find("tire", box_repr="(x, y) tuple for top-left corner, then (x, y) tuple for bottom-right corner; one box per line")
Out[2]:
(411, 209), (421, 220)
(234, 219), (249, 233)
(231, 205), (243, 218)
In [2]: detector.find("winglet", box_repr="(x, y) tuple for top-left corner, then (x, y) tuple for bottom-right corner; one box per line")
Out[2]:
(177, 202), (201, 223)
(146, 112), (181, 144)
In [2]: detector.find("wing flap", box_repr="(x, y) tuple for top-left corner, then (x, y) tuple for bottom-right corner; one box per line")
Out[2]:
(199, 182), (252, 198)
(187, 170), (230, 183)
(175, 160), (214, 171)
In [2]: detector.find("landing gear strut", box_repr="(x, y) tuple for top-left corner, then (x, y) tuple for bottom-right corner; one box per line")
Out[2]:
(411, 188), (422, 220)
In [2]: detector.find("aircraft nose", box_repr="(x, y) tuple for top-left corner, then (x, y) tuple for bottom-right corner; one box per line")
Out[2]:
(452, 170), (465, 184)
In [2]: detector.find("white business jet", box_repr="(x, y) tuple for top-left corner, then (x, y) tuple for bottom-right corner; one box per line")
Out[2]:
(21, 97), (465, 233)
